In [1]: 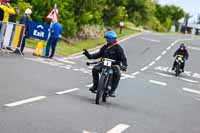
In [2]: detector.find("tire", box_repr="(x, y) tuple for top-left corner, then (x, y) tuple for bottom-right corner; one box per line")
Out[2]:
(102, 91), (107, 102)
(175, 65), (180, 77)
(96, 74), (107, 104)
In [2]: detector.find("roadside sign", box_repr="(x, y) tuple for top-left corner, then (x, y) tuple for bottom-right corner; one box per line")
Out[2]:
(45, 8), (58, 21)
(28, 21), (50, 40)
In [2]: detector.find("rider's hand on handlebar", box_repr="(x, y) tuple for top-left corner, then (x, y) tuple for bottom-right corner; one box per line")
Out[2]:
(121, 65), (127, 72)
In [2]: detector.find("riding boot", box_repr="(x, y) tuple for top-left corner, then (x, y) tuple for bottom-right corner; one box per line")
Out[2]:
(172, 61), (176, 70)
(109, 67), (121, 97)
(90, 68), (99, 93)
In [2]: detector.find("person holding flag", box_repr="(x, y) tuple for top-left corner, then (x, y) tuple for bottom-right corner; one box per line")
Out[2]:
(44, 7), (62, 59)
(0, 0), (15, 22)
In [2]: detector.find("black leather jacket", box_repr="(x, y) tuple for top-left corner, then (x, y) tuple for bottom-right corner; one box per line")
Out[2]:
(90, 44), (128, 67)
(173, 48), (189, 60)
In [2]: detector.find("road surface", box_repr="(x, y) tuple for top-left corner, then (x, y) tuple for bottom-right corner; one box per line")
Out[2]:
(0, 32), (200, 133)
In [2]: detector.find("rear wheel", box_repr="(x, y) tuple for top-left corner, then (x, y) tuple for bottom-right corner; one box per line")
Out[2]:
(96, 74), (107, 104)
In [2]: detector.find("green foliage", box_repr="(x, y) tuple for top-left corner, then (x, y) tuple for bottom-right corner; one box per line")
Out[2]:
(155, 4), (185, 31)
(10, 0), (187, 37)
(146, 16), (166, 32)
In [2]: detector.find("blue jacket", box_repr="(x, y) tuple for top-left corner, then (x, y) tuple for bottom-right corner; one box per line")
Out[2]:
(50, 22), (62, 39)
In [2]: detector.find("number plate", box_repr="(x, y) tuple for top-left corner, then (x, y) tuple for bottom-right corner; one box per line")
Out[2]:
(103, 60), (112, 67)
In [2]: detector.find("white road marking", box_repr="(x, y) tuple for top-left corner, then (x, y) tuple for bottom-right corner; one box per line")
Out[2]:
(141, 37), (160, 43)
(155, 72), (173, 78)
(149, 80), (167, 86)
(161, 51), (167, 55)
(140, 66), (148, 71)
(171, 43), (175, 47)
(4, 96), (47, 107)
(166, 46), (172, 50)
(83, 130), (98, 133)
(148, 61), (156, 67)
(73, 68), (80, 71)
(56, 88), (80, 95)
(154, 66), (200, 80)
(122, 73), (135, 79)
(155, 56), (162, 61)
(179, 78), (199, 83)
(182, 88), (200, 95)
(107, 124), (130, 133)
(193, 73), (200, 79)
(55, 58), (75, 64)
(132, 71), (140, 76)
(86, 84), (93, 88)
(188, 46), (200, 51)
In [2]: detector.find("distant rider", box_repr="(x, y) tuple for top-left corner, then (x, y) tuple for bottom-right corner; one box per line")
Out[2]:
(172, 44), (189, 72)
(83, 31), (128, 97)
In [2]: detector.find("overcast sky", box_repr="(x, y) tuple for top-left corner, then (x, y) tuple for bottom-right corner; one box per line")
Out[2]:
(158, 0), (200, 22)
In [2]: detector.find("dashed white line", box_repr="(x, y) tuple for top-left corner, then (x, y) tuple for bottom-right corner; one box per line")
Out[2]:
(56, 88), (80, 95)
(171, 43), (175, 47)
(182, 88), (200, 95)
(166, 46), (172, 50)
(161, 51), (167, 55)
(155, 56), (162, 61)
(149, 80), (167, 86)
(4, 96), (47, 107)
(132, 71), (140, 76)
(148, 61), (156, 67)
(179, 77), (199, 83)
(107, 124), (130, 133)
(155, 72), (173, 78)
(140, 66), (148, 71)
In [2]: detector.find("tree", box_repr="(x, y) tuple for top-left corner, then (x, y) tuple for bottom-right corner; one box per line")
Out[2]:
(184, 13), (192, 33)
(197, 14), (200, 24)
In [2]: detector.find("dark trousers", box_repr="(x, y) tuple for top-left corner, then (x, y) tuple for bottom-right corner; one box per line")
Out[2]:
(45, 38), (59, 58)
(92, 64), (121, 92)
(20, 37), (26, 53)
(173, 60), (185, 70)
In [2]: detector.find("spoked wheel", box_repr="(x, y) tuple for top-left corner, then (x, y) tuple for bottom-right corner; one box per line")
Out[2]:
(96, 75), (107, 104)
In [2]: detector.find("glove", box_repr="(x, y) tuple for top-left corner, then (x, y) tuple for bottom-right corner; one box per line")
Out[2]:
(83, 49), (91, 59)
(121, 65), (127, 72)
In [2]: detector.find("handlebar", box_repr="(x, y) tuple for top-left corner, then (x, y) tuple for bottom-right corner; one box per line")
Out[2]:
(86, 61), (99, 66)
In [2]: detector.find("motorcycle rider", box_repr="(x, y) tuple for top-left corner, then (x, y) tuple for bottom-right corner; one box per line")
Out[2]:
(83, 31), (127, 97)
(172, 43), (189, 72)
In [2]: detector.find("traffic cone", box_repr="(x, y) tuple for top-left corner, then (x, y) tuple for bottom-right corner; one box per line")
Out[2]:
(33, 41), (44, 56)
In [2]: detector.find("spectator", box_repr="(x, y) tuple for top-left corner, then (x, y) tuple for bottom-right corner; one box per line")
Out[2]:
(9, 7), (20, 22)
(14, 8), (32, 55)
(44, 18), (62, 59)
(0, 0), (15, 22)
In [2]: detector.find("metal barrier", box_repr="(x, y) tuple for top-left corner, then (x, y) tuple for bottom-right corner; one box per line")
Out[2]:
(0, 21), (25, 55)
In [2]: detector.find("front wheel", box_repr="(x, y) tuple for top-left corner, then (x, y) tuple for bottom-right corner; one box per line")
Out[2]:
(96, 74), (107, 104)
(175, 65), (180, 77)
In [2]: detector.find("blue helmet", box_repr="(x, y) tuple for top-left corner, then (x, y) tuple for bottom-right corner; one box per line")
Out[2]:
(104, 31), (117, 43)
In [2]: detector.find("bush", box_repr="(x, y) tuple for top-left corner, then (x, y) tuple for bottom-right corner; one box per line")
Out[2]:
(77, 25), (106, 39)
(146, 16), (167, 32)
